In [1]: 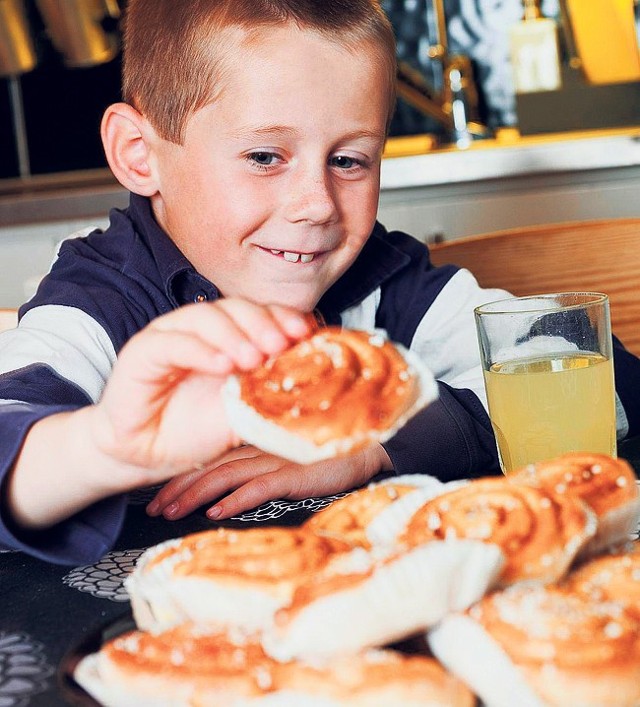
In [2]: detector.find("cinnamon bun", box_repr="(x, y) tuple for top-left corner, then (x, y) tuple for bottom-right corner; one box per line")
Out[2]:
(75, 622), (476, 707)
(512, 452), (640, 556)
(125, 526), (350, 634)
(564, 541), (640, 620)
(303, 475), (445, 549)
(395, 477), (596, 585)
(74, 623), (269, 707)
(222, 327), (438, 463)
(429, 583), (640, 707)
(263, 539), (503, 663)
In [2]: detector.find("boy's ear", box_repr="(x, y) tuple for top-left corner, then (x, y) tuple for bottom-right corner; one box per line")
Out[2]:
(101, 103), (160, 196)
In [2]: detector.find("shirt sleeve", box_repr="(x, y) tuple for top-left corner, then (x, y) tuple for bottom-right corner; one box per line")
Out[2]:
(342, 238), (508, 480)
(383, 382), (501, 480)
(0, 400), (128, 565)
(0, 306), (126, 565)
(612, 335), (640, 439)
(384, 266), (506, 479)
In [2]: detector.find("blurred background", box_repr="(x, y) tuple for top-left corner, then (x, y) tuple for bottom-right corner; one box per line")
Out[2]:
(0, 0), (639, 307)
(1, 0), (638, 179)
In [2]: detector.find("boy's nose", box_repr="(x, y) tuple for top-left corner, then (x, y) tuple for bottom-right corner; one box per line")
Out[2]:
(284, 169), (338, 225)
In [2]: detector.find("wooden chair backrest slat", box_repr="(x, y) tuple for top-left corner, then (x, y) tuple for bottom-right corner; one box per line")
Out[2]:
(428, 218), (640, 357)
(0, 309), (18, 333)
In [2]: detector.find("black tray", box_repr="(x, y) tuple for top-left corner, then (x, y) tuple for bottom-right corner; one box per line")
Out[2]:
(58, 611), (136, 706)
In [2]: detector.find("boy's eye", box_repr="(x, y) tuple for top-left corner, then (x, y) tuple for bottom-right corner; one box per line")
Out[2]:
(331, 155), (357, 169)
(249, 151), (277, 166)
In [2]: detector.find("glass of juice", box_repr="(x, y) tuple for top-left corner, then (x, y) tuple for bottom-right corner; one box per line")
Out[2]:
(474, 292), (616, 474)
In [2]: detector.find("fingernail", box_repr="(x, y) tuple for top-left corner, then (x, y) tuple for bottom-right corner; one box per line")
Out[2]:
(207, 506), (221, 520)
(163, 502), (179, 519)
(262, 330), (288, 353)
(288, 314), (312, 335)
(237, 341), (261, 366)
(146, 500), (160, 516)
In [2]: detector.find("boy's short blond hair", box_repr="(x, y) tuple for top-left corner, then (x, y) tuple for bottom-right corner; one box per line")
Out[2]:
(122, 0), (397, 144)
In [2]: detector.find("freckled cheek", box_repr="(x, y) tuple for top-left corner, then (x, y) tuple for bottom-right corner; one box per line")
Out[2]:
(225, 177), (279, 222)
(339, 182), (380, 229)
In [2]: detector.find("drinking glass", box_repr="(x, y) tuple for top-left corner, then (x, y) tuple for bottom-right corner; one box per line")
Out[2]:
(474, 292), (617, 474)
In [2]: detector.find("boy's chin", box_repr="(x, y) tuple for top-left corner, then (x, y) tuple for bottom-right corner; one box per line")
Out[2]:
(246, 289), (322, 314)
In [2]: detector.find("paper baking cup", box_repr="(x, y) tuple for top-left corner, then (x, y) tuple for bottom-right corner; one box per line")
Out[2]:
(263, 539), (504, 663)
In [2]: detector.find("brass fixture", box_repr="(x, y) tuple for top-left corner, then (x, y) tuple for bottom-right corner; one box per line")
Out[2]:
(35, 0), (121, 68)
(0, 0), (122, 180)
(395, 0), (491, 147)
(557, 0), (582, 70)
(0, 0), (38, 179)
(0, 0), (37, 77)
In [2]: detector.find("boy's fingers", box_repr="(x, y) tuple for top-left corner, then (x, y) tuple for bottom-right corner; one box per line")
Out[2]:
(206, 472), (298, 520)
(149, 298), (311, 361)
(152, 449), (280, 519)
(151, 470), (224, 519)
(208, 455), (373, 520)
(114, 329), (236, 384)
(213, 299), (312, 355)
(147, 305), (264, 368)
(263, 303), (315, 339)
(146, 467), (212, 515)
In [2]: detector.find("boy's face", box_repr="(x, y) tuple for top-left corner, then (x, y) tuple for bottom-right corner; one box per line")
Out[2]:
(149, 23), (390, 312)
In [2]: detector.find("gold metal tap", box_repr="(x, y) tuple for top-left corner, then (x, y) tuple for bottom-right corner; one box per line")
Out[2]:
(395, 0), (491, 147)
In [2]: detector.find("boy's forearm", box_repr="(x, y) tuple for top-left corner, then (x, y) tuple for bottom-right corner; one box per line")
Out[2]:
(5, 406), (143, 530)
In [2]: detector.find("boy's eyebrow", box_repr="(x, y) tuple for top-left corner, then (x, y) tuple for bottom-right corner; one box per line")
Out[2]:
(229, 125), (386, 142)
(230, 125), (298, 139)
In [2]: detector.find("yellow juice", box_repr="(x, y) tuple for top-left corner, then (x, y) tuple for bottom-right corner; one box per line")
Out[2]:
(484, 352), (616, 473)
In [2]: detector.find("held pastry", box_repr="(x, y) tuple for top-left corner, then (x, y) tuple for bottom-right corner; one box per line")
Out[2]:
(429, 583), (640, 707)
(263, 539), (503, 663)
(303, 474), (445, 550)
(74, 622), (476, 707)
(394, 477), (597, 585)
(125, 526), (351, 634)
(222, 327), (438, 464)
(512, 452), (640, 556)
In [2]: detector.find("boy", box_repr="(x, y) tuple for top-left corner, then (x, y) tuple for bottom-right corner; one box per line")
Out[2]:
(1, 0), (638, 566)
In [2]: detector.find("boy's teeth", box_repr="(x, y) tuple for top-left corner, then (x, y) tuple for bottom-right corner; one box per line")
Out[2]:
(271, 249), (315, 263)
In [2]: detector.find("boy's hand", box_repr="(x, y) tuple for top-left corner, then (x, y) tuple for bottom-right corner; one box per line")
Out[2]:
(92, 299), (312, 487)
(7, 298), (313, 531)
(145, 443), (393, 521)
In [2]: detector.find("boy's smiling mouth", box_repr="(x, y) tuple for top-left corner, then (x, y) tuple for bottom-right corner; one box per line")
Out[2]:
(258, 246), (317, 263)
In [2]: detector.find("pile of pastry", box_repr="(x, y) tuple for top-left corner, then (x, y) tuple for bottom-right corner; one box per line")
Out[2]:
(74, 329), (640, 705)
(75, 451), (640, 706)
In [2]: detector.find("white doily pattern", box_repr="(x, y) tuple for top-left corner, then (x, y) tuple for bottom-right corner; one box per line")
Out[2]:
(0, 633), (53, 707)
(231, 493), (347, 522)
(63, 548), (146, 602)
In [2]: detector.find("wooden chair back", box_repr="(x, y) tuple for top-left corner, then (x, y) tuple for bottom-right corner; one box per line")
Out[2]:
(428, 218), (640, 357)
(0, 309), (18, 333)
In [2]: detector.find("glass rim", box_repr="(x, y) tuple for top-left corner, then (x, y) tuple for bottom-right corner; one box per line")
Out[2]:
(474, 292), (608, 316)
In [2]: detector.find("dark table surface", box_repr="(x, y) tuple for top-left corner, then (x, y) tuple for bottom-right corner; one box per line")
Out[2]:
(3, 438), (640, 707)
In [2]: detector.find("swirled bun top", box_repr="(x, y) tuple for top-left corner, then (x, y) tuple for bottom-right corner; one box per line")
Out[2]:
(397, 477), (597, 585)
(126, 526), (352, 635)
(564, 542), (640, 619)
(223, 327), (438, 463)
(512, 452), (640, 556)
(75, 623), (476, 707)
